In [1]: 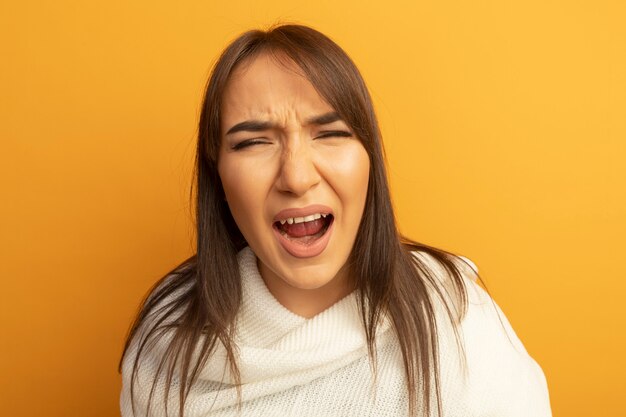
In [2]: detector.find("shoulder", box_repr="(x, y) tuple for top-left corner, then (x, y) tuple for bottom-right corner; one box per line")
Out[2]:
(409, 249), (478, 322)
(457, 281), (552, 415)
(120, 265), (195, 416)
(410, 250), (552, 415)
(410, 250), (479, 287)
(121, 263), (196, 371)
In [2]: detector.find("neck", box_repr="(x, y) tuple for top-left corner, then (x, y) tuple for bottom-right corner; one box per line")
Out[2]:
(258, 260), (355, 319)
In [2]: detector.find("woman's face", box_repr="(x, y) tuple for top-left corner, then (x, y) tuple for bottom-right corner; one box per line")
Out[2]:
(217, 52), (370, 314)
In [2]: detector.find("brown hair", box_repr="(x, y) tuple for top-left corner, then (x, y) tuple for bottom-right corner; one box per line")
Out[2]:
(120, 23), (481, 417)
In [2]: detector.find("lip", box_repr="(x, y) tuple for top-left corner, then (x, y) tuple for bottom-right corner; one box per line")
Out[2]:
(273, 204), (334, 222)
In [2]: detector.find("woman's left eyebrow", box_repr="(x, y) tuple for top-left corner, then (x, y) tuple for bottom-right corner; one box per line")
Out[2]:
(306, 111), (342, 126)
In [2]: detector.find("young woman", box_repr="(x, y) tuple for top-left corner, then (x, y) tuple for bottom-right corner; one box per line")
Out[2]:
(120, 24), (551, 417)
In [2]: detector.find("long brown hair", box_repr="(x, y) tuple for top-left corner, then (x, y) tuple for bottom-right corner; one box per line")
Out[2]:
(120, 23), (482, 417)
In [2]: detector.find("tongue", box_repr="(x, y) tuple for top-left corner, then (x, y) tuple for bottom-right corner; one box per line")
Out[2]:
(281, 218), (325, 238)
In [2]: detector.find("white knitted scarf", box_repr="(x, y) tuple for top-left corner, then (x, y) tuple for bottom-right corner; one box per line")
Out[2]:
(121, 247), (552, 417)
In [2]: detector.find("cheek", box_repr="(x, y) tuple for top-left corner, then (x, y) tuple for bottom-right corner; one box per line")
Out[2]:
(350, 153), (370, 216)
(218, 155), (278, 240)
(324, 145), (370, 212)
(218, 161), (260, 229)
(345, 147), (370, 193)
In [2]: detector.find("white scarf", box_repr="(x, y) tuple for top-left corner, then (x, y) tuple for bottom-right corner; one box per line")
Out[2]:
(122, 247), (394, 416)
(121, 247), (552, 417)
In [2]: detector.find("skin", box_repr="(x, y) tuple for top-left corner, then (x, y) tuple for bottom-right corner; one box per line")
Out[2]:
(217, 52), (370, 318)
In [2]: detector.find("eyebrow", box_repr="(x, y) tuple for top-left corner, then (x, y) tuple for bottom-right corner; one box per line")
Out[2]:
(225, 111), (343, 135)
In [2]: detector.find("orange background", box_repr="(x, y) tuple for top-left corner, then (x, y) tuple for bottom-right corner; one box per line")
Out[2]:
(1, 1), (624, 416)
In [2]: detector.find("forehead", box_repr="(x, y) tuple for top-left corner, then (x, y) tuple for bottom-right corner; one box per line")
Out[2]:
(220, 52), (332, 128)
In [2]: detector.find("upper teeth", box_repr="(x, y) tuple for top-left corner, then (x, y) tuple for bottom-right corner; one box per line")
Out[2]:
(279, 213), (328, 225)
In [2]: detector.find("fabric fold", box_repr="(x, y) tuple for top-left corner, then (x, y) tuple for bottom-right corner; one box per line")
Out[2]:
(197, 247), (393, 388)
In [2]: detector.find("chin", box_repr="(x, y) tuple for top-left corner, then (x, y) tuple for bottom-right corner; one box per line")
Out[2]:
(279, 265), (340, 290)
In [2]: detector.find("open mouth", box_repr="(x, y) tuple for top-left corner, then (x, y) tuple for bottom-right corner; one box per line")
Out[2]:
(273, 214), (334, 245)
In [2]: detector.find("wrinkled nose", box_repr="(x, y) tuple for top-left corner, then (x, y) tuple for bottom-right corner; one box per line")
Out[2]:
(274, 143), (321, 196)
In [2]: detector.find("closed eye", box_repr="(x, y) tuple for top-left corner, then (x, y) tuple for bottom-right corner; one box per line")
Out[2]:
(231, 139), (271, 150)
(315, 130), (353, 139)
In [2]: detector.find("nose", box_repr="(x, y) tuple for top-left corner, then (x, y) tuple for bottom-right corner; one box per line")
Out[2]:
(274, 139), (321, 196)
